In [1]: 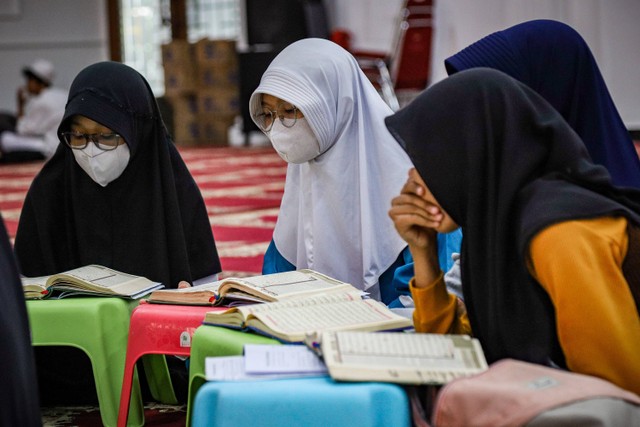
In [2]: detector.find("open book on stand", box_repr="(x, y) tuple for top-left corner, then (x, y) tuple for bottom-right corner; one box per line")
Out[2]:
(146, 269), (357, 306)
(203, 291), (413, 343)
(21, 264), (163, 300)
(320, 330), (488, 385)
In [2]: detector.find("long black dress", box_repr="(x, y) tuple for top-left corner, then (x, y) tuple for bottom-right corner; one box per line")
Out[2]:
(0, 213), (41, 426)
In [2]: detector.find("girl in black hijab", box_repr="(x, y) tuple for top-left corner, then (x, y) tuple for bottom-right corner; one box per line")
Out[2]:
(13, 61), (221, 405)
(14, 61), (221, 287)
(387, 68), (640, 394)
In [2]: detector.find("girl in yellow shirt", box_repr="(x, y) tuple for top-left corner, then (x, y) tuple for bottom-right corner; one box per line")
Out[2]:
(386, 68), (640, 395)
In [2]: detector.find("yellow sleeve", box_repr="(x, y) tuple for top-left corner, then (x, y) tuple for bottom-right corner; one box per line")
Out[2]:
(529, 216), (640, 395)
(410, 272), (471, 335)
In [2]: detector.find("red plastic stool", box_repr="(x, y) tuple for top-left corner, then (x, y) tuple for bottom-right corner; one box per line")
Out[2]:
(117, 301), (226, 427)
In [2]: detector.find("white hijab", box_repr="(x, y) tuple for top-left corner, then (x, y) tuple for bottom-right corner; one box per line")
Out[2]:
(250, 38), (412, 299)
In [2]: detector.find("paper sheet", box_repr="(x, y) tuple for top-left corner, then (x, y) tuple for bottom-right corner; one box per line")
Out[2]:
(244, 344), (328, 374)
(205, 354), (327, 382)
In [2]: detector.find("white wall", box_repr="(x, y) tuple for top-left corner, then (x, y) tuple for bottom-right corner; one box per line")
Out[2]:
(428, 0), (640, 129)
(327, 0), (405, 53)
(329, 0), (640, 129)
(0, 0), (109, 113)
(1, 0), (638, 128)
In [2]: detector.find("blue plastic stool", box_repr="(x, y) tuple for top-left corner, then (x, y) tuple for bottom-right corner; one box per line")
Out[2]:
(191, 377), (411, 427)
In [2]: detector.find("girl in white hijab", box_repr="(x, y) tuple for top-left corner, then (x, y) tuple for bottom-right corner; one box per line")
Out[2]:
(250, 38), (461, 305)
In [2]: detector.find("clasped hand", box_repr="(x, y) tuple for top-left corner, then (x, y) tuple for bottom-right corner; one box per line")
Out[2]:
(388, 169), (443, 251)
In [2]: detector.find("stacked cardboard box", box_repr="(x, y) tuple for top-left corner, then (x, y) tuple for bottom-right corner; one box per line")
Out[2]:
(194, 39), (239, 146)
(162, 38), (239, 146)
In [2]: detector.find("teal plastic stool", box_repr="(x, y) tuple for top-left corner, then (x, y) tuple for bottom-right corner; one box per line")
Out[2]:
(191, 377), (411, 427)
(186, 326), (278, 426)
(26, 298), (145, 427)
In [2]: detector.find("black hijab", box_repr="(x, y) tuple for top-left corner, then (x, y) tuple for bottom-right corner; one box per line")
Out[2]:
(0, 213), (41, 426)
(385, 68), (640, 365)
(14, 62), (220, 288)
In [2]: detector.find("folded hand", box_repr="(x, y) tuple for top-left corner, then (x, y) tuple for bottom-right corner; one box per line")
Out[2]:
(389, 173), (442, 250)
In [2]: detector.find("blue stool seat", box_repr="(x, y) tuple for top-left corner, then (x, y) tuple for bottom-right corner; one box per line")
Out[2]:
(191, 377), (411, 427)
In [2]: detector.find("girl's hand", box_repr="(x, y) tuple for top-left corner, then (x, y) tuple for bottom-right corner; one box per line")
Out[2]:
(389, 175), (442, 250)
(390, 169), (444, 287)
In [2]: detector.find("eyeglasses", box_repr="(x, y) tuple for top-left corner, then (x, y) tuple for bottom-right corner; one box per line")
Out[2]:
(61, 131), (123, 151)
(255, 102), (301, 132)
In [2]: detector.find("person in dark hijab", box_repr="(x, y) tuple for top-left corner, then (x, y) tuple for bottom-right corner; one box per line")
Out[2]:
(444, 19), (640, 189)
(0, 213), (41, 426)
(13, 61), (221, 405)
(14, 61), (221, 288)
(387, 68), (640, 395)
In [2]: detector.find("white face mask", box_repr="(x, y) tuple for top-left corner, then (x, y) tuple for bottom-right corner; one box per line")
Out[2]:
(267, 117), (321, 164)
(72, 143), (130, 187)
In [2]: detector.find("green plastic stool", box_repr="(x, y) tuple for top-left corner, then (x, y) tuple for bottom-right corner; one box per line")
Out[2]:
(186, 326), (279, 426)
(26, 297), (145, 427)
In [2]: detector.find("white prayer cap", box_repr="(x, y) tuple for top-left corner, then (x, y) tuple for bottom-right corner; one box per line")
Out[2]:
(23, 59), (55, 85)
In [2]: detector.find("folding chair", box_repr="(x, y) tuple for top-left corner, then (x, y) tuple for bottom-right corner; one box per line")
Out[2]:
(349, 0), (435, 109)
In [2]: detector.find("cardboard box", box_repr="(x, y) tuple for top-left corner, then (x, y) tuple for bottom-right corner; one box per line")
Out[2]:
(199, 113), (236, 146)
(167, 94), (202, 146)
(197, 87), (240, 115)
(161, 40), (194, 66)
(167, 95), (198, 122)
(195, 63), (239, 88)
(163, 64), (197, 96)
(172, 117), (202, 146)
(193, 39), (237, 66)
(162, 41), (197, 95)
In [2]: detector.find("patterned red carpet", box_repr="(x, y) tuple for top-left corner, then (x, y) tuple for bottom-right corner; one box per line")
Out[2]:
(0, 146), (287, 277)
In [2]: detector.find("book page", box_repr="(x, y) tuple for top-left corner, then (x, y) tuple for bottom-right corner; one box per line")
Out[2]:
(50, 265), (163, 298)
(204, 308), (246, 328)
(243, 344), (328, 374)
(153, 280), (222, 294)
(21, 275), (52, 299)
(21, 275), (50, 290)
(234, 291), (363, 316)
(219, 269), (356, 302)
(242, 293), (412, 342)
(53, 264), (141, 288)
(205, 356), (326, 382)
(147, 280), (222, 305)
(321, 331), (488, 385)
